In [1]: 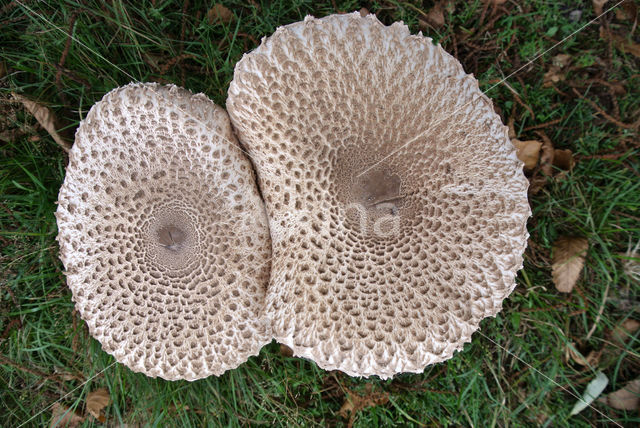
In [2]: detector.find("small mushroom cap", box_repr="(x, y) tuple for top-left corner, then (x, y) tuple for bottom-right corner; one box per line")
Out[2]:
(228, 13), (530, 378)
(56, 83), (272, 381)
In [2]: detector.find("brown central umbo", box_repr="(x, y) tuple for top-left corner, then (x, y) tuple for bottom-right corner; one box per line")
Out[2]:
(341, 167), (405, 238)
(157, 225), (187, 251)
(353, 169), (403, 215)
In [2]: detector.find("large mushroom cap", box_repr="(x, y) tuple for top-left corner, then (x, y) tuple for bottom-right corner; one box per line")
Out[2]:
(56, 83), (272, 380)
(228, 13), (530, 378)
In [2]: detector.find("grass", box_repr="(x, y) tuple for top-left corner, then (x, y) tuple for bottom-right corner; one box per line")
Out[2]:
(1, 0), (639, 426)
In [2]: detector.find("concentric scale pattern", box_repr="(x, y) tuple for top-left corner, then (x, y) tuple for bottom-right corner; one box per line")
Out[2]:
(228, 13), (530, 378)
(56, 83), (272, 380)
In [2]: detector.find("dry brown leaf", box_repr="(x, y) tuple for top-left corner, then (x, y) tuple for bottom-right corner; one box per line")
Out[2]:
(565, 343), (585, 365)
(600, 26), (640, 58)
(50, 403), (85, 428)
(553, 149), (574, 171)
(529, 131), (555, 194)
(566, 343), (602, 367)
(616, 39), (640, 58)
(513, 139), (542, 170)
(12, 93), (71, 152)
(615, 40), (640, 58)
(609, 81), (627, 96)
(443, 1), (455, 13)
(419, 1), (454, 30)
(583, 349), (602, 366)
(543, 66), (565, 87)
(507, 116), (517, 139)
(426, 2), (445, 28)
(86, 388), (111, 422)
(552, 236), (588, 293)
(611, 319), (640, 345)
(593, 0), (609, 15)
(616, 0), (638, 21)
(207, 4), (233, 25)
(339, 384), (389, 428)
(279, 344), (294, 357)
(543, 54), (572, 88)
(53, 367), (84, 382)
(552, 53), (572, 68)
(598, 379), (640, 410)
(536, 131), (555, 176)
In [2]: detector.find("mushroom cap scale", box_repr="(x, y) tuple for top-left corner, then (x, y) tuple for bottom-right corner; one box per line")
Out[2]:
(56, 83), (272, 381)
(228, 13), (530, 378)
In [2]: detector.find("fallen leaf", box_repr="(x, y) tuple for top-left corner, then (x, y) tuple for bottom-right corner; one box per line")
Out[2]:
(618, 40), (640, 58)
(443, 1), (455, 13)
(611, 318), (640, 345)
(593, 0), (609, 16)
(507, 116), (517, 139)
(359, 8), (369, 17)
(339, 384), (389, 428)
(536, 131), (555, 175)
(543, 66), (565, 87)
(419, 1), (454, 30)
(565, 343), (585, 365)
(53, 367), (84, 382)
(426, 2), (445, 28)
(529, 131), (555, 194)
(552, 236), (588, 293)
(584, 349), (602, 366)
(543, 54), (572, 87)
(207, 4), (232, 25)
(598, 378), (640, 411)
(615, 0), (637, 21)
(12, 93), (71, 152)
(614, 38), (640, 58)
(566, 343), (602, 367)
(513, 139), (542, 170)
(552, 53), (572, 68)
(553, 149), (574, 171)
(50, 403), (85, 428)
(608, 81), (626, 95)
(279, 344), (294, 357)
(86, 388), (111, 422)
(600, 26), (640, 58)
(570, 371), (608, 415)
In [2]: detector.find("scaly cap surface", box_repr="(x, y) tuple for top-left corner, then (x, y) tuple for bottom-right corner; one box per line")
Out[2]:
(228, 13), (530, 378)
(56, 83), (272, 380)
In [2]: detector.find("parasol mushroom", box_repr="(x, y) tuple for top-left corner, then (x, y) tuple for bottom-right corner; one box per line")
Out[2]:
(56, 83), (272, 380)
(227, 12), (530, 378)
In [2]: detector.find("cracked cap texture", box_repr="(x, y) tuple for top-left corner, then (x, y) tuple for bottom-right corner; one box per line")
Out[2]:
(227, 12), (530, 378)
(56, 83), (272, 381)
